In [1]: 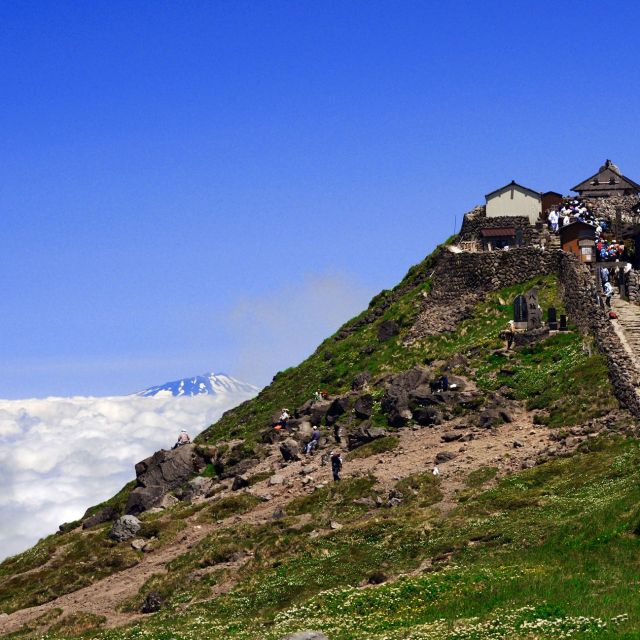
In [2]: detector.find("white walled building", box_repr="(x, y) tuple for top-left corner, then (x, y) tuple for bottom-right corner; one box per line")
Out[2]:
(485, 180), (542, 225)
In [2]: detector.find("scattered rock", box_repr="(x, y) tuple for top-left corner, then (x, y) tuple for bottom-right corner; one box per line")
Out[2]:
(271, 507), (286, 521)
(513, 440), (524, 448)
(269, 474), (285, 486)
(377, 319), (400, 342)
(126, 444), (207, 515)
(353, 497), (376, 507)
(231, 475), (250, 491)
(435, 451), (456, 464)
(158, 493), (179, 509)
(280, 438), (301, 462)
(351, 371), (372, 390)
(330, 521), (343, 530)
(82, 505), (120, 530)
(130, 538), (147, 552)
(441, 431), (462, 442)
(354, 394), (374, 419)
(109, 515), (141, 542)
(140, 591), (164, 614)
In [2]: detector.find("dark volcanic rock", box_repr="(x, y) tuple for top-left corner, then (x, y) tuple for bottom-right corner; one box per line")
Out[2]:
(325, 396), (351, 425)
(348, 423), (387, 450)
(435, 451), (457, 464)
(280, 438), (301, 462)
(354, 394), (374, 419)
(141, 591), (165, 614)
(232, 474), (250, 491)
(377, 320), (400, 342)
(125, 444), (207, 515)
(82, 505), (121, 530)
(413, 407), (441, 426)
(351, 371), (372, 390)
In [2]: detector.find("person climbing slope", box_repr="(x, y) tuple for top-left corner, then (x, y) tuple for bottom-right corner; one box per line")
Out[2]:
(330, 450), (343, 481)
(305, 426), (321, 454)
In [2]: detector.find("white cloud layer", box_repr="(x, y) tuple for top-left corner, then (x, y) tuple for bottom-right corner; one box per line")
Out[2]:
(0, 392), (255, 561)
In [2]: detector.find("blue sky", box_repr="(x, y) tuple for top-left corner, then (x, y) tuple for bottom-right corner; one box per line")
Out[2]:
(1, 0), (639, 398)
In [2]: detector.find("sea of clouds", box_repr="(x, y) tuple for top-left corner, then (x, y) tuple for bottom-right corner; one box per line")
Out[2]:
(0, 392), (256, 561)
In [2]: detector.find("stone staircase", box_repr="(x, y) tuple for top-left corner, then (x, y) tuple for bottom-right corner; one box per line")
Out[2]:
(548, 234), (561, 250)
(611, 295), (640, 361)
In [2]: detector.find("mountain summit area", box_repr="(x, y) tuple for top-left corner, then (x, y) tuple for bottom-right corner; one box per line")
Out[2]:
(136, 373), (259, 398)
(3, 163), (640, 639)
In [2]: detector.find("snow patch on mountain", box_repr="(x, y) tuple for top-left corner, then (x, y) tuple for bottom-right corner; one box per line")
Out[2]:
(136, 372), (259, 398)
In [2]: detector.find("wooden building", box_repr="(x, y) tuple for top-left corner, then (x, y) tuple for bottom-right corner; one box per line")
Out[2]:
(572, 160), (640, 198)
(485, 181), (542, 225)
(479, 226), (520, 251)
(541, 191), (563, 216)
(559, 220), (596, 264)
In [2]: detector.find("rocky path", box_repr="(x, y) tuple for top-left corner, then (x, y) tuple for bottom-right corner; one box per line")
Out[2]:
(0, 406), (592, 637)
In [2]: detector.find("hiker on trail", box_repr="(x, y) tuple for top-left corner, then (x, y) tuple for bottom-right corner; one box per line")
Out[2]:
(172, 429), (191, 449)
(330, 450), (343, 482)
(548, 209), (559, 233)
(505, 320), (515, 350)
(314, 390), (323, 402)
(305, 426), (321, 454)
(600, 266), (610, 286)
(333, 423), (341, 444)
(604, 281), (614, 308)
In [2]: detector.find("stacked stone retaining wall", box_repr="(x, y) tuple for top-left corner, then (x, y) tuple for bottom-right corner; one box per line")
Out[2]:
(410, 247), (640, 417)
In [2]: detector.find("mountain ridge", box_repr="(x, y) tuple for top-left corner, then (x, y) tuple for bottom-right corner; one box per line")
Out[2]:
(2, 233), (640, 639)
(135, 372), (259, 398)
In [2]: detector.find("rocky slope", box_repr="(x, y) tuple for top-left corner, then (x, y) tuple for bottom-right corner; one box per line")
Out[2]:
(1, 241), (639, 640)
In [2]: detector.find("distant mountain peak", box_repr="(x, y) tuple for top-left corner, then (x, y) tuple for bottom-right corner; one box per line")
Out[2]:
(135, 372), (258, 398)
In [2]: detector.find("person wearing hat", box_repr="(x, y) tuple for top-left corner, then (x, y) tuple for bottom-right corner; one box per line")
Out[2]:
(173, 429), (191, 449)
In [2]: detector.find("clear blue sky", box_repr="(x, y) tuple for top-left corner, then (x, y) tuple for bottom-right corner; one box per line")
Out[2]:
(2, 0), (639, 398)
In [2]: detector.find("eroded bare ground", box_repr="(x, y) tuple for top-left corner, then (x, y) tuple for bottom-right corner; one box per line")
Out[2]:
(0, 399), (611, 636)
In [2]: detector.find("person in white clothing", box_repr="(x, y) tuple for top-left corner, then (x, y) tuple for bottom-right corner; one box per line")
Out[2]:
(548, 209), (559, 233)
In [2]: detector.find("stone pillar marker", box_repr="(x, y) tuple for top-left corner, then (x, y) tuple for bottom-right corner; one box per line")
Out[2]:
(548, 307), (558, 331)
(513, 294), (528, 330)
(525, 287), (542, 330)
(559, 314), (568, 331)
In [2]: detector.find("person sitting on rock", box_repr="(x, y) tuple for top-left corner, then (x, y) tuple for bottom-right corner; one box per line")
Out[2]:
(172, 429), (191, 449)
(305, 426), (321, 454)
(275, 408), (290, 430)
(331, 450), (343, 482)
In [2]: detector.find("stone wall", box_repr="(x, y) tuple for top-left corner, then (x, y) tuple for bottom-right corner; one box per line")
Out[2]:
(585, 195), (639, 223)
(409, 248), (558, 339)
(627, 270), (640, 305)
(555, 251), (640, 417)
(459, 211), (538, 245)
(409, 246), (640, 418)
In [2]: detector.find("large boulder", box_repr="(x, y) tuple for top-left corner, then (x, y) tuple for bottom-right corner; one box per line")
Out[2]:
(125, 444), (206, 515)
(82, 505), (120, 530)
(348, 423), (387, 450)
(351, 371), (372, 391)
(280, 438), (301, 462)
(413, 407), (441, 426)
(325, 396), (350, 425)
(309, 401), (332, 426)
(109, 515), (141, 542)
(378, 320), (400, 342)
(354, 394), (374, 419)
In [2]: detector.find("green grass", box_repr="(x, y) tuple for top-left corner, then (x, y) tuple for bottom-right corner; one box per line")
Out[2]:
(86, 438), (640, 640)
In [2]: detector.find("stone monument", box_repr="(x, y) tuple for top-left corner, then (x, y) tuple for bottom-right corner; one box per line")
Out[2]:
(525, 288), (542, 330)
(513, 294), (528, 331)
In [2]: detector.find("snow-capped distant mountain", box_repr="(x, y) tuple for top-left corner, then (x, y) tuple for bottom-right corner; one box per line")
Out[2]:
(136, 372), (259, 398)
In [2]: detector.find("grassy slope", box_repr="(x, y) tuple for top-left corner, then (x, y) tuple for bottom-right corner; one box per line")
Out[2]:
(0, 247), (631, 639)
